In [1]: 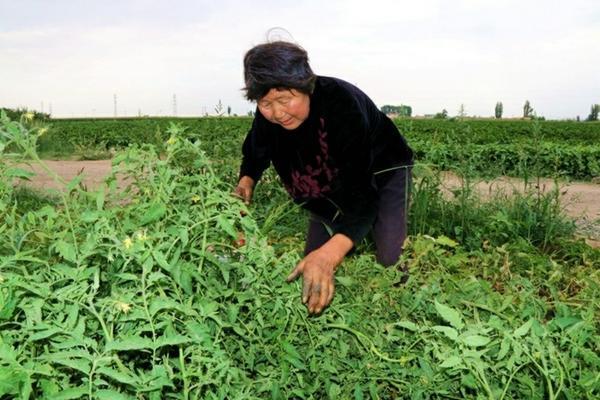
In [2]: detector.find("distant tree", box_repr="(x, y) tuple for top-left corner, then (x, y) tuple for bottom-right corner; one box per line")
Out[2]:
(381, 104), (412, 117)
(457, 104), (466, 118)
(0, 107), (50, 121)
(523, 100), (534, 118)
(495, 101), (503, 119)
(247, 110), (254, 117)
(586, 104), (599, 121)
(434, 109), (448, 119)
(214, 99), (224, 116)
(227, 105), (232, 116)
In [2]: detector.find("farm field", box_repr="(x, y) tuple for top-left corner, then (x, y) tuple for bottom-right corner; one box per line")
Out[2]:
(1, 112), (600, 399)
(12, 160), (600, 248)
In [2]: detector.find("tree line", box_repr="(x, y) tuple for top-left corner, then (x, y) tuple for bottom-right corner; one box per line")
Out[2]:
(381, 102), (599, 120)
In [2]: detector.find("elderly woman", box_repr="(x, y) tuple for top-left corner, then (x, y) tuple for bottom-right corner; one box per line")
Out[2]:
(235, 41), (413, 314)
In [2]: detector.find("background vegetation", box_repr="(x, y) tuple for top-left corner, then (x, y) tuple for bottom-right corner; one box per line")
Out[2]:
(1, 112), (599, 398)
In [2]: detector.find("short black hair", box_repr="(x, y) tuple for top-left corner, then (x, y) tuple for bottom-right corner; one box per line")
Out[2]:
(243, 41), (316, 101)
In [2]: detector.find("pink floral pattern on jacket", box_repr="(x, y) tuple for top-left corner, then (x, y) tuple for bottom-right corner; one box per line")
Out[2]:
(284, 118), (338, 199)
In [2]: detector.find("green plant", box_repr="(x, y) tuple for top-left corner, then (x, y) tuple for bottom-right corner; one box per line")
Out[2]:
(2, 112), (599, 398)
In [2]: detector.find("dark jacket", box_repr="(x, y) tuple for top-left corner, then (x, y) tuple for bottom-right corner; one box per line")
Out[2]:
(240, 76), (413, 243)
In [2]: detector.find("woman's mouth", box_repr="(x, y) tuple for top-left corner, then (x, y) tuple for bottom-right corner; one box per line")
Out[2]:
(279, 117), (293, 126)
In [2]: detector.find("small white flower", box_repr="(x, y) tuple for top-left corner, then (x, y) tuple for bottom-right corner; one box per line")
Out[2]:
(114, 301), (132, 313)
(135, 230), (148, 241)
(123, 237), (133, 249)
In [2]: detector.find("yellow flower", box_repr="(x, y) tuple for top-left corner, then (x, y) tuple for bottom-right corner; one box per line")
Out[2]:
(167, 136), (177, 145)
(135, 231), (148, 241)
(38, 127), (48, 136)
(0, 274), (4, 283)
(23, 112), (35, 122)
(191, 195), (201, 203)
(123, 236), (133, 249)
(114, 301), (132, 313)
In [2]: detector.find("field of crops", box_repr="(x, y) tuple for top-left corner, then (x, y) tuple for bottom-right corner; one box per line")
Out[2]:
(39, 117), (600, 180)
(1, 112), (599, 399)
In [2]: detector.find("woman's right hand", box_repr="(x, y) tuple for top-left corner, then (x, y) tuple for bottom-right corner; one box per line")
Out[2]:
(234, 176), (255, 205)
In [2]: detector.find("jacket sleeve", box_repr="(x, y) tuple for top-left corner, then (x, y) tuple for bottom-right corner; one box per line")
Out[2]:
(239, 113), (271, 183)
(324, 90), (380, 245)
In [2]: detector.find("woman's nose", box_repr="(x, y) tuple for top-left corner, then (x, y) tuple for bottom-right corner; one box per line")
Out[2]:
(272, 104), (285, 119)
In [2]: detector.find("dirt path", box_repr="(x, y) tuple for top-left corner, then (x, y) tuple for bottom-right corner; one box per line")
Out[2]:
(15, 160), (600, 246)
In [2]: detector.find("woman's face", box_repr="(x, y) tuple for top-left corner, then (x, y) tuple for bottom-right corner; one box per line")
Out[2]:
(257, 88), (310, 130)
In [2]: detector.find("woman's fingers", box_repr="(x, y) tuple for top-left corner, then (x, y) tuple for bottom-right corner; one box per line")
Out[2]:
(326, 281), (335, 308)
(315, 281), (329, 314)
(232, 186), (252, 204)
(286, 261), (303, 282)
(287, 255), (336, 314)
(307, 281), (322, 313)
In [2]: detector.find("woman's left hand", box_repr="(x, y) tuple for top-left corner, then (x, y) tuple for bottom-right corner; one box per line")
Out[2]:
(286, 248), (338, 314)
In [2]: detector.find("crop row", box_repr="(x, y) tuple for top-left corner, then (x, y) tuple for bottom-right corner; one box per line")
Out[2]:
(39, 117), (600, 180)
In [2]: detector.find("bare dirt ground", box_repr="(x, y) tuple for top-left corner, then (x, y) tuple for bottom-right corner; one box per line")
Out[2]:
(15, 160), (600, 247)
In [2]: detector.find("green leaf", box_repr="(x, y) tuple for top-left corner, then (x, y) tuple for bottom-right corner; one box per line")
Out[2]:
(461, 335), (491, 347)
(152, 250), (170, 271)
(95, 389), (135, 400)
(140, 202), (166, 225)
(513, 319), (533, 337)
(434, 300), (464, 330)
(105, 336), (153, 352)
(0, 366), (27, 396)
(149, 298), (181, 316)
(55, 240), (78, 263)
(96, 367), (138, 386)
(497, 336), (511, 360)
(216, 215), (237, 238)
(336, 276), (354, 287)
(66, 174), (84, 192)
(0, 344), (17, 363)
(554, 316), (582, 330)
(435, 235), (458, 247)
(50, 386), (88, 400)
(6, 167), (35, 180)
(432, 325), (458, 341)
(80, 210), (100, 223)
(393, 320), (419, 332)
(439, 356), (462, 368)
(154, 335), (192, 348)
(282, 341), (305, 370)
(52, 357), (91, 374)
(29, 327), (63, 341)
(96, 187), (105, 210)
(353, 383), (364, 400)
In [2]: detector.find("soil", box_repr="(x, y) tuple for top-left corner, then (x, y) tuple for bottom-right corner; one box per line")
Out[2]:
(14, 160), (600, 247)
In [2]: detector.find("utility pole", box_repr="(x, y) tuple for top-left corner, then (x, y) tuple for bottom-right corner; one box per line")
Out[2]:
(41, 101), (44, 113)
(113, 94), (117, 117)
(173, 94), (177, 116)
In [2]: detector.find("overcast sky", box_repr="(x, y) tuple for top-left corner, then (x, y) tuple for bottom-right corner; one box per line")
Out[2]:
(1, 0), (598, 119)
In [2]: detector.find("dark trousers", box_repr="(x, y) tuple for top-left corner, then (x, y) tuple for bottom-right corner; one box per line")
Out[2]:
(304, 166), (412, 266)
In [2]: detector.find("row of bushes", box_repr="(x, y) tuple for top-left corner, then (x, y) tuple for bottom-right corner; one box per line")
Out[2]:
(36, 117), (600, 180)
